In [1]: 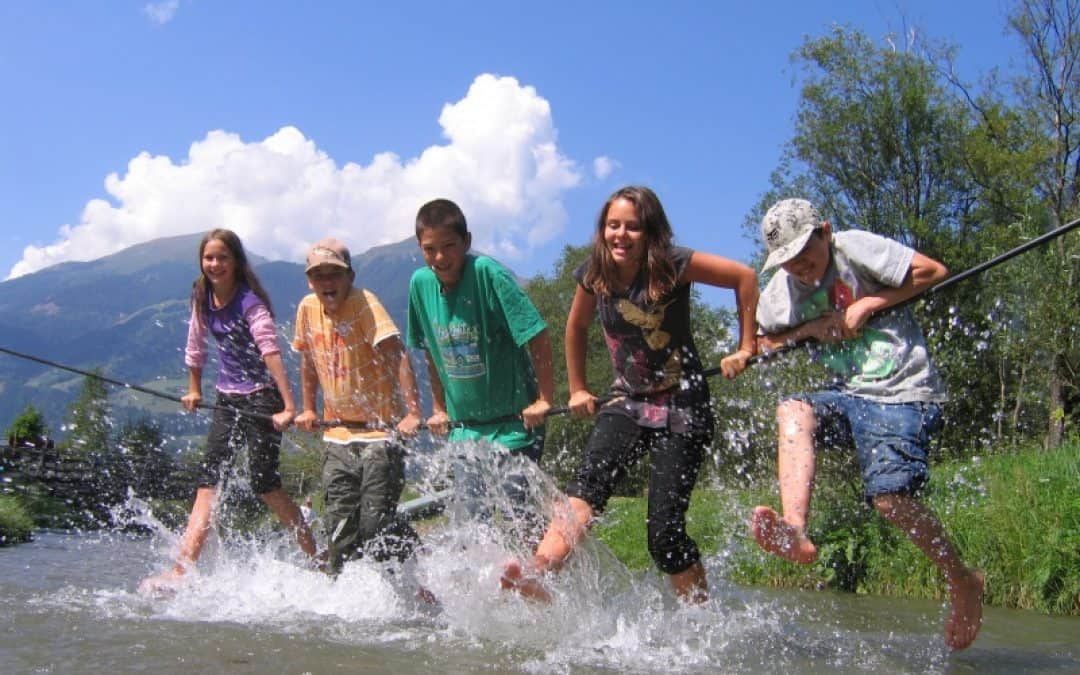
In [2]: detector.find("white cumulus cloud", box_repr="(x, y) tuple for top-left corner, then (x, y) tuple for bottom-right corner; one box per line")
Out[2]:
(592, 156), (620, 180)
(143, 0), (180, 25)
(8, 74), (583, 278)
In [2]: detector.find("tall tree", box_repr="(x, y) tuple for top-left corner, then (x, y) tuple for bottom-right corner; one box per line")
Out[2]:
(63, 371), (111, 458)
(114, 417), (176, 499)
(1008, 0), (1080, 446)
(787, 26), (975, 254)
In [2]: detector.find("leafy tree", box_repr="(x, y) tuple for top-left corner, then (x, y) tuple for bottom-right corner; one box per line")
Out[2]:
(6, 405), (49, 446)
(786, 25), (975, 252)
(114, 417), (178, 499)
(1006, 0), (1080, 446)
(62, 371), (111, 458)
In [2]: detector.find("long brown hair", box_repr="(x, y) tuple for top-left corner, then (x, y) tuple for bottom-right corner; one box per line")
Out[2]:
(582, 185), (677, 303)
(191, 229), (274, 325)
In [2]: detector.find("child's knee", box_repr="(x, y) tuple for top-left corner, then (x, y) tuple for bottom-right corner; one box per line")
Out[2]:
(777, 400), (814, 438)
(871, 493), (906, 518)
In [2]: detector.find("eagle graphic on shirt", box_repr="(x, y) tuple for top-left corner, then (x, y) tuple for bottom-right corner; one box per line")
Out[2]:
(616, 298), (672, 350)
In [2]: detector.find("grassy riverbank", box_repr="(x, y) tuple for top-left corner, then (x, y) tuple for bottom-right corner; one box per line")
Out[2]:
(593, 441), (1079, 616)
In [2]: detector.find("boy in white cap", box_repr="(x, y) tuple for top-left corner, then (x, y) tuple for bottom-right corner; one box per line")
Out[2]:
(293, 237), (424, 574)
(750, 199), (984, 650)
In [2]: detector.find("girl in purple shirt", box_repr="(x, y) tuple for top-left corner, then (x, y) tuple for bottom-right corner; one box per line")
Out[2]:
(140, 229), (316, 594)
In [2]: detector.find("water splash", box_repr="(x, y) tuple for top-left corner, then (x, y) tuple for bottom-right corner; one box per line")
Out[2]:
(7, 439), (1033, 673)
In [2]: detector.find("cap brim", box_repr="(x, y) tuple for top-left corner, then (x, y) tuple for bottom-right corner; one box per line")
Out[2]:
(305, 260), (350, 273)
(762, 229), (815, 271)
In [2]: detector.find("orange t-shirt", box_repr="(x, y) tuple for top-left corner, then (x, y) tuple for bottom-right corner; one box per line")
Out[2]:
(292, 287), (402, 425)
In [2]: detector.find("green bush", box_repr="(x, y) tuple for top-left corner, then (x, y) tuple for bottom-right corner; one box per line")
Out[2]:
(0, 495), (35, 545)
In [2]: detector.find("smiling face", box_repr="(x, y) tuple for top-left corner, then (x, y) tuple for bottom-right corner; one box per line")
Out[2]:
(418, 225), (470, 289)
(201, 238), (238, 291)
(306, 265), (354, 312)
(780, 223), (832, 286)
(603, 197), (646, 276)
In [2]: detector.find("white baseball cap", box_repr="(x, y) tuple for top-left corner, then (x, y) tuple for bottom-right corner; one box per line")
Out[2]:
(760, 198), (824, 270)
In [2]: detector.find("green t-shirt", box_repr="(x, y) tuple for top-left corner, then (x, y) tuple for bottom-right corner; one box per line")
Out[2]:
(406, 255), (546, 450)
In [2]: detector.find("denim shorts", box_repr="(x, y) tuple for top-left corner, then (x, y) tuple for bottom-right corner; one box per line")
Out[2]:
(788, 390), (943, 500)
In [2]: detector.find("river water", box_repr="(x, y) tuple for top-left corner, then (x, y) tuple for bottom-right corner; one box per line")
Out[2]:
(2, 446), (1077, 674)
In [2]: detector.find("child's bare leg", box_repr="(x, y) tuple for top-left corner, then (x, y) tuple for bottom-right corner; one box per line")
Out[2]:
(669, 561), (708, 604)
(873, 494), (984, 650)
(501, 496), (593, 602)
(751, 400), (818, 564)
(260, 488), (318, 558)
(139, 486), (217, 593)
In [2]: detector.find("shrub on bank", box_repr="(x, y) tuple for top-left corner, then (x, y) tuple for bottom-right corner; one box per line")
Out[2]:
(0, 495), (34, 545)
(592, 442), (1078, 616)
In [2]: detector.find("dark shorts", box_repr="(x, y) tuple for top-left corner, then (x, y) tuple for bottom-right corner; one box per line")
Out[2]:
(198, 388), (284, 495)
(566, 407), (713, 575)
(788, 390), (943, 500)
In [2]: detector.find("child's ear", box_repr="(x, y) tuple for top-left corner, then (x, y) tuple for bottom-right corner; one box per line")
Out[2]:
(464, 232), (472, 252)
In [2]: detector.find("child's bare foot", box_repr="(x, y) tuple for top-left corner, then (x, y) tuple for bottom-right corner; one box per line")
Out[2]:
(750, 506), (818, 564)
(499, 559), (552, 603)
(945, 569), (984, 650)
(137, 568), (185, 597)
(416, 586), (439, 606)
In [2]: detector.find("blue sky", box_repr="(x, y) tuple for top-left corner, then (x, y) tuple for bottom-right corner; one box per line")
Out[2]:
(0, 1), (1024, 306)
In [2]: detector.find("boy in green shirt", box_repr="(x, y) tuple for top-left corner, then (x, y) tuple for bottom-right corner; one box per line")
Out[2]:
(406, 198), (555, 536)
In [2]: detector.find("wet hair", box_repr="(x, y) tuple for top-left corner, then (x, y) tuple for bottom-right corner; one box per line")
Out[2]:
(583, 186), (677, 303)
(415, 198), (469, 240)
(191, 228), (274, 325)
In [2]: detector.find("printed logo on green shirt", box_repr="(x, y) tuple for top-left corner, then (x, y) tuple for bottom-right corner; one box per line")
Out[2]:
(437, 322), (485, 379)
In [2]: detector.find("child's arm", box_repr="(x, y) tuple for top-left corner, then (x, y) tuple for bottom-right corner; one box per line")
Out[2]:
(842, 251), (948, 336)
(424, 351), (450, 436)
(293, 351), (321, 431)
(682, 252), (760, 377)
(244, 302), (296, 430)
(181, 367), (203, 412)
(521, 329), (555, 429)
(758, 313), (846, 352)
(183, 306), (208, 411)
(375, 335), (423, 436)
(565, 285), (598, 417)
(262, 351), (296, 431)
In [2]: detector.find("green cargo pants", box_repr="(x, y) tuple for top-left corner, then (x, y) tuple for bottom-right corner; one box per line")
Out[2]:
(321, 439), (419, 575)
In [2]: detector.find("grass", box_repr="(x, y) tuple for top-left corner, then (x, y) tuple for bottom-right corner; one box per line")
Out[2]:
(592, 442), (1079, 616)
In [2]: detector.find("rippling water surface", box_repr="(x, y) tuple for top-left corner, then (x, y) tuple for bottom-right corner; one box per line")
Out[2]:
(2, 444), (1077, 674)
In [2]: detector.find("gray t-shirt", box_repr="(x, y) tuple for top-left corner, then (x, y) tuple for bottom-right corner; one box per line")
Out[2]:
(757, 229), (946, 403)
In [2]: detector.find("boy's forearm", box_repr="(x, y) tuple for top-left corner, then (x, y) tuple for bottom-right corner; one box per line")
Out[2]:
(527, 330), (555, 403)
(425, 353), (448, 415)
(758, 322), (817, 352)
(298, 353), (320, 414)
(397, 351), (423, 417)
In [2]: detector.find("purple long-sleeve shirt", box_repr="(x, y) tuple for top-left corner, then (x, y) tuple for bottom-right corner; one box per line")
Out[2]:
(185, 284), (280, 395)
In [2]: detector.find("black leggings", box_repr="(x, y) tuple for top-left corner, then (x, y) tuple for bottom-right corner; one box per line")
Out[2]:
(566, 410), (712, 575)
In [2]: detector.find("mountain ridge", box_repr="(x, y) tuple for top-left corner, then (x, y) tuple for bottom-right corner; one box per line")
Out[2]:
(0, 234), (435, 437)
